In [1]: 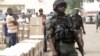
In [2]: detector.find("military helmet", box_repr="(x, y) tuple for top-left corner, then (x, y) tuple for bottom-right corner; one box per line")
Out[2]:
(53, 0), (67, 11)
(74, 8), (80, 11)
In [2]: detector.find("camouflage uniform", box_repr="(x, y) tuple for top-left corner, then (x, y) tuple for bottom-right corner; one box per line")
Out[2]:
(96, 12), (100, 31)
(46, 0), (78, 56)
(72, 9), (85, 56)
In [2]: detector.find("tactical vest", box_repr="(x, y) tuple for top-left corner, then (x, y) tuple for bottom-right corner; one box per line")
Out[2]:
(72, 15), (82, 29)
(51, 15), (75, 44)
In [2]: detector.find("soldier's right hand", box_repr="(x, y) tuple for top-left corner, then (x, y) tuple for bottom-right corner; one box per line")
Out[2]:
(52, 51), (58, 56)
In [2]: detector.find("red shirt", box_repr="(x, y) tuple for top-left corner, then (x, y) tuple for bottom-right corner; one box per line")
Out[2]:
(39, 14), (46, 25)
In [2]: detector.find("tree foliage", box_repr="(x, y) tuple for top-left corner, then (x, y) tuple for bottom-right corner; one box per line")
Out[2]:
(67, 0), (83, 9)
(66, 0), (83, 13)
(65, 0), (100, 13)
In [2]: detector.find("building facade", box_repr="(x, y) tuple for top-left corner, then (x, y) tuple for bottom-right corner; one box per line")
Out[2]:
(83, 0), (100, 16)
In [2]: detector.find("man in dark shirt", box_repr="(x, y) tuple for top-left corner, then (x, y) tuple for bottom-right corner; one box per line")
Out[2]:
(72, 8), (86, 56)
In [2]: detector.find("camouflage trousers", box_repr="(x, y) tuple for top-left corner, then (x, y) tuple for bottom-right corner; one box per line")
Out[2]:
(76, 29), (84, 47)
(43, 24), (47, 52)
(75, 29), (84, 56)
(96, 22), (100, 31)
(56, 42), (78, 56)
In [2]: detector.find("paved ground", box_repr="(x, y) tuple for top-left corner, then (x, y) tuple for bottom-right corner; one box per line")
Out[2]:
(83, 24), (100, 56)
(44, 24), (100, 56)
(0, 44), (6, 50)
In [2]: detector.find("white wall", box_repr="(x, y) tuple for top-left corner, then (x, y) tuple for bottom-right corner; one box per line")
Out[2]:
(83, 1), (100, 11)
(0, 6), (7, 14)
(3, 0), (55, 14)
(40, 0), (54, 14)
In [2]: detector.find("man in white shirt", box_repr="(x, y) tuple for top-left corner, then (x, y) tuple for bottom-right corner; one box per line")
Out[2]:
(6, 8), (18, 47)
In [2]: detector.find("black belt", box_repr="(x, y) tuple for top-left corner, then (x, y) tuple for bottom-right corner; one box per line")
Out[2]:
(60, 40), (74, 44)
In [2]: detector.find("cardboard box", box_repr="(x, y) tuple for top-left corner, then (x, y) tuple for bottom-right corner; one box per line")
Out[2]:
(30, 17), (42, 26)
(30, 25), (43, 35)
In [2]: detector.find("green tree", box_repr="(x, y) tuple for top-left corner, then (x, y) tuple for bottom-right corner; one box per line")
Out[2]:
(66, 0), (83, 13)
(67, 0), (83, 9)
(83, 0), (100, 2)
(83, 0), (94, 2)
(97, 0), (100, 2)
(66, 0), (100, 13)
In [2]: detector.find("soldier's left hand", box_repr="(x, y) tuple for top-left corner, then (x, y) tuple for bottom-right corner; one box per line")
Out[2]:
(83, 31), (86, 35)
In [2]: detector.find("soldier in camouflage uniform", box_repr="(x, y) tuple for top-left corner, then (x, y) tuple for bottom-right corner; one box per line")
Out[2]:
(46, 0), (78, 56)
(72, 8), (86, 56)
(96, 12), (100, 32)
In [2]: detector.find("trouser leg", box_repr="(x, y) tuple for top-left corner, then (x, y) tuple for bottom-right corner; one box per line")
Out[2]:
(76, 29), (84, 56)
(59, 43), (78, 56)
(43, 25), (47, 52)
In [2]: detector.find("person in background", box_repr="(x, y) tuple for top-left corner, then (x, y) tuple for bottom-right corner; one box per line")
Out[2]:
(3, 13), (8, 45)
(26, 11), (32, 22)
(96, 12), (100, 32)
(36, 12), (38, 17)
(72, 8), (86, 56)
(38, 8), (47, 52)
(17, 13), (29, 23)
(6, 8), (18, 47)
(39, 8), (46, 25)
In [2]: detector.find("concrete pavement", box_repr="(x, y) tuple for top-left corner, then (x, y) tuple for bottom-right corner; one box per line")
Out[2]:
(83, 24), (100, 56)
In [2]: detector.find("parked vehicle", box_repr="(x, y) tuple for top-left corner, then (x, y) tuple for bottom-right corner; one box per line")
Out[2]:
(85, 15), (96, 24)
